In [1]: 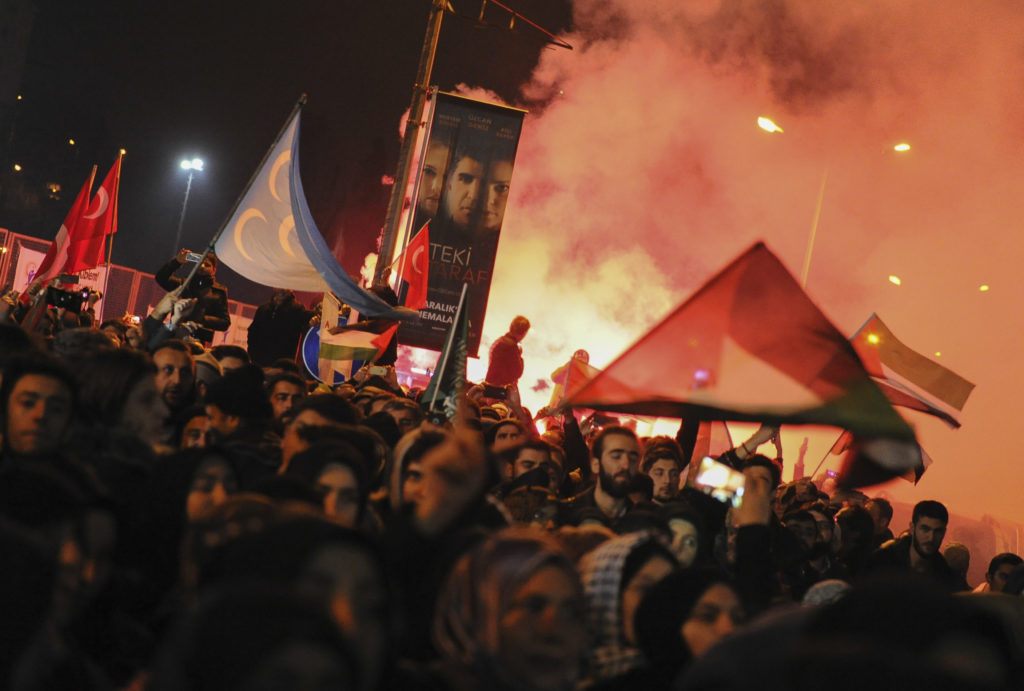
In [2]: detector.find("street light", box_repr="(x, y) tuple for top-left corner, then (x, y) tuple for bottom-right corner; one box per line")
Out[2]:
(757, 116), (784, 133)
(174, 157), (204, 254)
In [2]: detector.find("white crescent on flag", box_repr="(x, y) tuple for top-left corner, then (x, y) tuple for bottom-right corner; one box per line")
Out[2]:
(215, 115), (329, 292)
(215, 107), (416, 321)
(82, 187), (109, 219)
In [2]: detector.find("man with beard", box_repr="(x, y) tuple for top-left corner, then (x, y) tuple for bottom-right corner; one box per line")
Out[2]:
(152, 340), (196, 415)
(562, 425), (639, 531)
(868, 500), (960, 590)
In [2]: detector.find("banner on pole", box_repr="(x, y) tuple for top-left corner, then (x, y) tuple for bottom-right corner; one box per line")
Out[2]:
(398, 92), (526, 357)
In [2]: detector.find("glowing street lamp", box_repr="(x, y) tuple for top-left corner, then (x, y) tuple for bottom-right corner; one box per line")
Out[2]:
(757, 116), (784, 133)
(174, 157), (204, 254)
(893, 142), (911, 152)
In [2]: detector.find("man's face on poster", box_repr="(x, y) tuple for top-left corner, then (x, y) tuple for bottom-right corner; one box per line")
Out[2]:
(480, 159), (512, 232)
(418, 141), (450, 219)
(445, 155), (484, 228)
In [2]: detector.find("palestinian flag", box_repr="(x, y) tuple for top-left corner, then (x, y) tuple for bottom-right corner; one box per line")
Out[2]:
(319, 323), (397, 362)
(564, 242), (921, 487)
(850, 313), (974, 428)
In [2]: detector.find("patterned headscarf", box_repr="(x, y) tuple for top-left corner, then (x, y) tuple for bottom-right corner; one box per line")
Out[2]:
(579, 531), (675, 683)
(434, 527), (583, 690)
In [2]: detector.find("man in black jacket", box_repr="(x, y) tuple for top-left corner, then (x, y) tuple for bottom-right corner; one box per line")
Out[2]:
(247, 289), (314, 367)
(868, 499), (960, 590)
(155, 249), (230, 336)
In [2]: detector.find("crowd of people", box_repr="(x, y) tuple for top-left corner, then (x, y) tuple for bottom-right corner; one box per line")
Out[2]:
(0, 277), (1022, 691)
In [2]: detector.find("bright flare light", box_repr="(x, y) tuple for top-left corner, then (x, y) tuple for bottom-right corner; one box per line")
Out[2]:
(979, 284), (991, 292)
(757, 116), (784, 133)
(180, 158), (204, 171)
(888, 275), (902, 285)
(68, 138), (76, 146)
(12, 163), (22, 172)
(894, 142), (911, 152)
(867, 333), (880, 345)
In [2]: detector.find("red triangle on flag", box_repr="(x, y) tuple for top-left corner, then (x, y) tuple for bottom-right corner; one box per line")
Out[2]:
(371, 323), (399, 356)
(564, 242), (921, 487)
(850, 313), (974, 429)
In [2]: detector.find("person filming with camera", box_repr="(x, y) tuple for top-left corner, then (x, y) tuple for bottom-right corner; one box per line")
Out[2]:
(155, 248), (230, 340)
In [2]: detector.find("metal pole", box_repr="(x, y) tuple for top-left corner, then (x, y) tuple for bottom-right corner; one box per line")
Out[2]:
(174, 170), (194, 255)
(374, 0), (447, 286)
(100, 152), (123, 321)
(800, 167), (828, 287)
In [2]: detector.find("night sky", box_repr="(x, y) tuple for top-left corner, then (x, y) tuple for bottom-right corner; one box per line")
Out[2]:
(7, 0), (572, 303)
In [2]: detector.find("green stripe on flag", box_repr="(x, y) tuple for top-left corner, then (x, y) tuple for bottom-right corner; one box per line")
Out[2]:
(319, 343), (378, 362)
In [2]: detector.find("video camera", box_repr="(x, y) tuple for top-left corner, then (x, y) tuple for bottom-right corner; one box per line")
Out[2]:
(45, 286), (90, 313)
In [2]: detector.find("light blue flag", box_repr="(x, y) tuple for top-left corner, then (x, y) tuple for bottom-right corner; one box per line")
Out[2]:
(215, 102), (415, 321)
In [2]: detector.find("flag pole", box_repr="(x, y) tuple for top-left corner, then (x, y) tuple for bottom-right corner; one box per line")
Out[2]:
(374, 0), (446, 287)
(799, 167), (828, 287)
(809, 434), (840, 479)
(180, 95), (307, 293)
(428, 282), (468, 412)
(100, 151), (123, 320)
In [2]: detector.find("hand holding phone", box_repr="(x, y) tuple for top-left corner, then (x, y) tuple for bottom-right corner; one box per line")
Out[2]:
(693, 456), (746, 507)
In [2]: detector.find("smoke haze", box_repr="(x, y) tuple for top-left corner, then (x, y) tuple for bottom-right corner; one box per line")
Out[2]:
(449, 0), (1024, 524)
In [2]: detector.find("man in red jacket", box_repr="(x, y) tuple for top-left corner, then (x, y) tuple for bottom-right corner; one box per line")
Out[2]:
(485, 315), (530, 389)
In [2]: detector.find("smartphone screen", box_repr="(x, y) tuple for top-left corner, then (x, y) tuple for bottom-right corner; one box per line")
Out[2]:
(694, 456), (746, 507)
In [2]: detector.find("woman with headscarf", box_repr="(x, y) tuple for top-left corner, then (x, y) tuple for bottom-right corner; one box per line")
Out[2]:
(432, 526), (588, 691)
(632, 567), (746, 689)
(578, 531), (678, 690)
(203, 515), (398, 691)
(284, 439), (368, 528)
(122, 447), (240, 626)
(148, 586), (358, 691)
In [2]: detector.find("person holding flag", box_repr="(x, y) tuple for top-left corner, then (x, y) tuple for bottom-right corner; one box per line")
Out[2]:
(21, 154), (122, 331)
(154, 249), (230, 339)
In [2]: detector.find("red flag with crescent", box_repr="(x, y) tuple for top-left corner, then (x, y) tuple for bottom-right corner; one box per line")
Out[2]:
(33, 166), (96, 285)
(397, 223), (429, 310)
(65, 155), (121, 273)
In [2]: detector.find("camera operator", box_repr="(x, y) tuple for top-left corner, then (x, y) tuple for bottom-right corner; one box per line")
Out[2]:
(155, 248), (230, 339)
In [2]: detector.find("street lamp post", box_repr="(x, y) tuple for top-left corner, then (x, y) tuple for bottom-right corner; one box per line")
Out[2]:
(174, 157), (204, 254)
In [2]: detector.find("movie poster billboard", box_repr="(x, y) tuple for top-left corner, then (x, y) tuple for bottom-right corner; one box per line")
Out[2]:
(398, 91), (526, 356)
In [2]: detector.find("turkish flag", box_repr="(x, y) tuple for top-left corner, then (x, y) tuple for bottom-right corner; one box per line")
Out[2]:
(397, 223), (429, 310)
(65, 155), (121, 273)
(34, 166), (97, 284)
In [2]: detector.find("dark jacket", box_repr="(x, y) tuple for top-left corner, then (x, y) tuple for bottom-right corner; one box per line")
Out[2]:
(246, 296), (314, 366)
(154, 258), (230, 332)
(868, 534), (960, 590)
